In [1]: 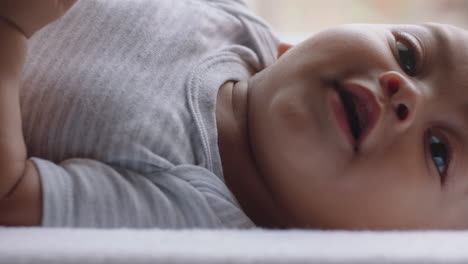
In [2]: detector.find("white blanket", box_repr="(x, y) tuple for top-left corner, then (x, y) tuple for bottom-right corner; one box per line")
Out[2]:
(1, 228), (468, 263)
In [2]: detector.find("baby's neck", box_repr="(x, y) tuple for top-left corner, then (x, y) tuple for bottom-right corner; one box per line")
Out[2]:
(216, 80), (287, 228)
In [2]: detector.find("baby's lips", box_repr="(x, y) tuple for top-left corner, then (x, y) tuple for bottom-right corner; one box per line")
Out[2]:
(340, 81), (381, 148)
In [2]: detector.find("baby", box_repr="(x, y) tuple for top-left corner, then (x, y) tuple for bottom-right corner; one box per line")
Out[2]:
(1, 0), (467, 230)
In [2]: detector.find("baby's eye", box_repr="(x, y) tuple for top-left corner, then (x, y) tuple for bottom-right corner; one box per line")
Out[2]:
(426, 129), (451, 182)
(396, 40), (417, 76)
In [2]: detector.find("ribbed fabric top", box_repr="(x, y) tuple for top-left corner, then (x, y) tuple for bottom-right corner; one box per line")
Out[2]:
(19, 0), (279, 228)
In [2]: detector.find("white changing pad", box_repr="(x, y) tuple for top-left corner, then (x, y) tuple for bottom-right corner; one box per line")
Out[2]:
(2, 228), (468, 263)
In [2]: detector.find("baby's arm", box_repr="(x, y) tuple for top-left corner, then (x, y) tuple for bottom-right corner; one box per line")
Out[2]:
(0, 0), (77, 226)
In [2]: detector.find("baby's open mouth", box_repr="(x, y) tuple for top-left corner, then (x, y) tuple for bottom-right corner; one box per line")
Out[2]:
(338, 88), (362, 140)
(335, 81), (381, 148)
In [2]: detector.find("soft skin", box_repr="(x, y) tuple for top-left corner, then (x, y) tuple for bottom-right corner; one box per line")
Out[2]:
(217, 23), (468, 230)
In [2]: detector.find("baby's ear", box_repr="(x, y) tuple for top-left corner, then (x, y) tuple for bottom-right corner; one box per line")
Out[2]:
(278, 43), (294, 58)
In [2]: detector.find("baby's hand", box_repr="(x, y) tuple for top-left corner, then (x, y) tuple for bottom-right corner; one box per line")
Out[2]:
(0, 0), (78, 38)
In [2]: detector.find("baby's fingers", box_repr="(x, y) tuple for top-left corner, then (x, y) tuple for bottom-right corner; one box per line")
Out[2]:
(0, 0), (78, 38)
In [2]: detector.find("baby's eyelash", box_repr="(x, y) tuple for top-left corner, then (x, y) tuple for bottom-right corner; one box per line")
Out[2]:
(425, 128), (452, 185)
(392, 31), (425, 76)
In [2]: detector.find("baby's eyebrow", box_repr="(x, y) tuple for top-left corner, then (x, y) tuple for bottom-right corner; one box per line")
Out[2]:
(420, 23), (453, 68)
(420, 23), (445, 41)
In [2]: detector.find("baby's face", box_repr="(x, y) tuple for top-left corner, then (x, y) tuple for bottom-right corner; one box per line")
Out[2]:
(248, 23), (468, 229)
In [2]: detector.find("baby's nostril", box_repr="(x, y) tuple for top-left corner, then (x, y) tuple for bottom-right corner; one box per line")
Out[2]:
(396, 104), (408, 120)
(388, 78), (400, 96)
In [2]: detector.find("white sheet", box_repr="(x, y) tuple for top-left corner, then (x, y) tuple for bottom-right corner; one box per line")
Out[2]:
(1, 228), (468, 263)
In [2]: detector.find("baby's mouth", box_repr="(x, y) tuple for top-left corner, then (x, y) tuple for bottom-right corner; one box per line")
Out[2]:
(335, 81), (381, 149)
(338, 88), (362, 141)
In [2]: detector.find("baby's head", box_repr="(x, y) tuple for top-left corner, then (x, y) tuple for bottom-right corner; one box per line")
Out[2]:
(247, 23), (468, 229)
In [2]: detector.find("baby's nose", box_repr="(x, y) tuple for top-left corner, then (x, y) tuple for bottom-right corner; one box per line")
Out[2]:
(379, 71), (422, 128)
